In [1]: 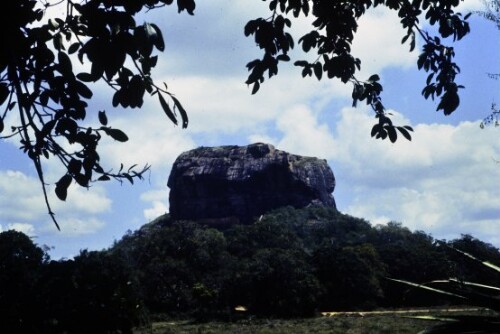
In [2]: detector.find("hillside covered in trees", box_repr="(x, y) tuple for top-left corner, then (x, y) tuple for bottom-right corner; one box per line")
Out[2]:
(1, 206), (499, 333)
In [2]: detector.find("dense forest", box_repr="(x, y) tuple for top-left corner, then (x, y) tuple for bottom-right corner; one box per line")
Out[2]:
(1, 206), (499, 333)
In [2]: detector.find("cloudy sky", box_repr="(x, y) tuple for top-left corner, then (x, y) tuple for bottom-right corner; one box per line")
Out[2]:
(0, 0), (499, 259)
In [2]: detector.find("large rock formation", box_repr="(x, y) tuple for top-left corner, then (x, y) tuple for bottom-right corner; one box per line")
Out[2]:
(167, 143), (336, 223)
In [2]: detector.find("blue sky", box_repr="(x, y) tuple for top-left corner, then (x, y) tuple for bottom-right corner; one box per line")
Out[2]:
(0, 0), (499, 260)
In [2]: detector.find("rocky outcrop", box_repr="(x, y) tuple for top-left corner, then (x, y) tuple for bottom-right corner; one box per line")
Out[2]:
(167, 143), (336, 223)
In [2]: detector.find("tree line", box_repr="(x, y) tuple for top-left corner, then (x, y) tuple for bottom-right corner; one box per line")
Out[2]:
(1, 206), (499, 333)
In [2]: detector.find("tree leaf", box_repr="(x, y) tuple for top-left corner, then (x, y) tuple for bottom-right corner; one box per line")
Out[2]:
(68, 158), (82, 175)
(371, 123), (382, 138)
(177, 0), (196, 15)
(368, 74), (380, 82)
(58, 51), (72, 75)
(55, 174), (72, 201)
(294, 60), (309, 67)
(409, 33), (416, 52)
(437, 91), (460, 115)
(158, 93), (177, 125)
(74, 173), (89, 187)
(171, 95), (189, 128)
(0, 83), (9, 105)
(48, 18), (60, 30)
(124, 174), (134, 184)
(76, 72), (95, 82)
(401, 33), (410, 44)
(387, 125), (398, 143)
(98, 110), (108, 126)
(68, 42), (80, 54)
(426, 73), (435, 86)
(39, 120), (57, 139)
(101, 127), (129, 142)
(134, 24), (154, 57)
(277, 54), (290, 62)
(53, 33), (64, 51)
(150, 23), (165, 51)
(251, 81), (260, 94)
(112, 90), (121, 107)
(397, 126), (412, 141)
(314, 62), (322, 80)
(244, 19), (258, 37)
(404, 125), (414, 131)
(98, 175), (111, 181)
(0, 117), (4, 134)
(75, 81), (93, 99)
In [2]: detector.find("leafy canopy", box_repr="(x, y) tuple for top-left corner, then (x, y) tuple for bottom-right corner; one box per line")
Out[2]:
(0, 0), (193, 229)
(0, 0), (471, 229)
(245, 0), (471, 141)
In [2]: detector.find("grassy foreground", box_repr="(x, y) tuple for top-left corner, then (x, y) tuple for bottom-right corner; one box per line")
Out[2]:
(134, 308), (495, 334)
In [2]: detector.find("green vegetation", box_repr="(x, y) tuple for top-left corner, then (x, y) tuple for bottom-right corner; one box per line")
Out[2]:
(0, 230), (147, 334)
(1, 206), (499, 333)
(109, 207), (500, 317)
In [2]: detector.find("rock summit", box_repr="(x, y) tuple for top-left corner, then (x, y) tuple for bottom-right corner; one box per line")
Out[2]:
(167, 143), (336, 223)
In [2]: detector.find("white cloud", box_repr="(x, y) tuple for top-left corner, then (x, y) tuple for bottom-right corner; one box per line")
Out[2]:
(140, 189), (169, 220)
(247, 133), (278, 146)
(331, 108), (500, 189)
(258, 103), (499, 246)
(273, 105), (337, 159)
(96, 100), (196, 183)
(0, 170), (49, 221)
(0, 169), (112, 236)
(457, 0), (485, 12)
(3, 223), (36, 236)
(334, 110), (500, 245)
(164, 73), (335, 134)
(351, 8), (418, 77)
(143, 201), (169, 221)
(51, 184), (112, 215)
(140, 189), (168, 202)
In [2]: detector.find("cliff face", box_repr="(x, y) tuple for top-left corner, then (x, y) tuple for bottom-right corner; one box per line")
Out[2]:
(167, 143), (336, 223)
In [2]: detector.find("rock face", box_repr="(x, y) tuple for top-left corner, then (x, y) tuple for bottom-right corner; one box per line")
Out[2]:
(167, 143), (336, 223)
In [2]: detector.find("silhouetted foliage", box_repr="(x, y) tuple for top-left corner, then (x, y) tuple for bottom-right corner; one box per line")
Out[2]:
(38, 250), (147, 334)
(0, 230), (47, 333)
(245, 0), (472, 141)
(108, 207), (500, 318)
(480, 102), (500, 129)
(0, 0), (191, 229)
(476, 0), (500, 29)
(0, 230), (146, 333)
